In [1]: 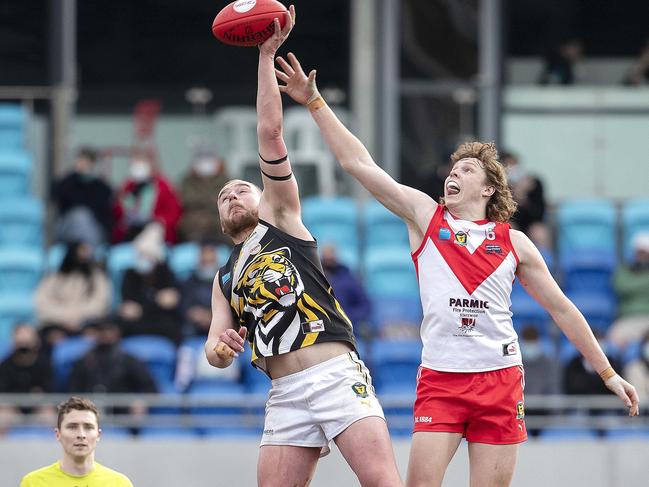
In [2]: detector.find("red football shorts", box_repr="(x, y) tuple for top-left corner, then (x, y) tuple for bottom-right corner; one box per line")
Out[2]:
(413, 365), (527, 444)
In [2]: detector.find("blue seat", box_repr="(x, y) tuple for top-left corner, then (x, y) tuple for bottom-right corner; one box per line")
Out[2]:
(0, 247), (43, 293)
(621, 199), (649, 263)
(370, 339), (422, 393)
(538, 427), (600, 440)
(0, 104), (27, 148)
(0, 197), (43, 246)
(302, 196), (360, 260)
(559, 249), (616, 294)
(0, 294), (34, 342)
(621, 340), (643, 365)
(169, 242), (200, 281)
(556, 200), (617, 256)
(52, 336), (95, 391)
(7, 426), (53, 439)
(106, 243), (137, 304)
(511, 282), (551, 334)
(121, 335), (177, 392)
(0, 149), (31, 195)
(370, 295), (422, 332)
(566, 291), (616, 332)
(363, 200), (409, 249)
(364, 246), (419, 299)
(605, 428), (649, 440)
(138, 426), (200, 438)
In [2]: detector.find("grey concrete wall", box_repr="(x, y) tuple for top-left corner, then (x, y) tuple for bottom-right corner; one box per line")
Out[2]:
(2, 438), (647, 487)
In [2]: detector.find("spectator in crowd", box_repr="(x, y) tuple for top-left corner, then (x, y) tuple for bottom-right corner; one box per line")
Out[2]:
(623, 331), (649, 403)
(564, 331), (622, 396)
(68, 317), (157, 396)
(51, 147), (113, 247)
(527, 221), (555, 271)
(539, 37), (583, 85)
(177, 149), (230, 244)
(608, 233), (649, 348)
(34, 242), (112, 344)
(320, 243), (372, 336)
(520, 325), (561, 395)
(112, 148), (182, 244)
(180, 241), (220, 338)
(118, 223), (182, 344)
(0, 323), (53, 395)
(623, 37), (649, 86)
(501, 151), (546, 234)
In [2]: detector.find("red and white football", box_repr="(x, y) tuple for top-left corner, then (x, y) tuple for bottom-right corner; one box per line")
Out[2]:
(212, 0), (289, 47)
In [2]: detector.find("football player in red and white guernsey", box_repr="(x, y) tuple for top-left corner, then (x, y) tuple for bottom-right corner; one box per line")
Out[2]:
(275, 52), (640, 487)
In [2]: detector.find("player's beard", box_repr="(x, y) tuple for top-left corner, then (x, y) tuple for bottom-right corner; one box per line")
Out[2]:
(221, 206), (259, 237)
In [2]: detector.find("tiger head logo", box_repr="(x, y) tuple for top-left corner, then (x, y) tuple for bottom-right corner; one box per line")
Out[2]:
(235, 247), (304, 313)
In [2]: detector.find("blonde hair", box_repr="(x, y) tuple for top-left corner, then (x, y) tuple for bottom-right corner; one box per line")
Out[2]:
(442, 141), (517, 223)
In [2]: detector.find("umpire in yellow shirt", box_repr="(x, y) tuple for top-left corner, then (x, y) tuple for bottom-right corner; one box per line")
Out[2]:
(20, 396), (133, 486)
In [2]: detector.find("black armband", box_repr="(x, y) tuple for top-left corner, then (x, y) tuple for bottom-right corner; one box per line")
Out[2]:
(259, 153), (288, 165)
(261, 169), (293, 181)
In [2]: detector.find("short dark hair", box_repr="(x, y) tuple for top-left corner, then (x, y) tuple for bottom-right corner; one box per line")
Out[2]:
(57, 396), (99, 429)
(77, 146), (99, 163)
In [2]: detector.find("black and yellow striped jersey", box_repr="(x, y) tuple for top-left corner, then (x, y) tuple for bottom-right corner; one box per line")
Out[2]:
(218, 219), (357, 374)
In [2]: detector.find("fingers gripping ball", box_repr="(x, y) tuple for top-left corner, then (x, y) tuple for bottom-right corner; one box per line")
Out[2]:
(212, 0), (288, 46)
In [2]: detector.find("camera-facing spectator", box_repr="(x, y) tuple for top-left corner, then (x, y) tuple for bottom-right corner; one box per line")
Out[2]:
(34, 242), (112, 343)
(52, 147), (114, 247)
(0, 323), (53, 395)
(112, 149), (182, 244)
(608, 233), (649, 348)
(501, 151), (546, 234)
(118, 223), (182, 344)
(180, 241), (220, 338)
(178, 149), (230, 244)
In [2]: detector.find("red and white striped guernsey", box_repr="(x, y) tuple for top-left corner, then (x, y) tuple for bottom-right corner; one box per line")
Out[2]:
(412, 205), (522, 372)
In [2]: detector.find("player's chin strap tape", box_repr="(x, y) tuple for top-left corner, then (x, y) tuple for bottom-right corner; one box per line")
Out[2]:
(259, 153), (288, 165)
(261, 168), (293, 181)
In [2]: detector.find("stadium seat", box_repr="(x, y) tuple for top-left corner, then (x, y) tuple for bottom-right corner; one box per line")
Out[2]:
(0, 149), (31, 195)
(6, 426), (53, 439)
(138, 427), (200, 438)
(370, 339), (422, 393)
(370, 295), (423, 333)
(0, 104), (27, 148)
(605, 428), (649, 440)
(363, 200), (410, 250)
(0, 197), (43, 246)
(177, 336), (242, 393)
(566, 291), (616, 332)
(52, 336), (95, 391)
(0, 340), (11, 361)
(621, 340), (642, 365)
(0, 294), (34, 342)
(0, 247), (43, 294)
(538, 427), (600, 441)
(121, 335), (178, 392)
(364, 246), (419, 299)
(556, 200), (617, 256)
(621, 199), (649, 263)
(169, 242), (200, 281)
(106, 243), (137, 304)
(559, 249), (616, 294)
(511, 282), (550, 335)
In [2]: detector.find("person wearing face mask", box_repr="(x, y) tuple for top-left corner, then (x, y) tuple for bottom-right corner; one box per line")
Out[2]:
(179, 241), (220, 338)
(0, 323), (53, 395)
(34, 242), (112, 345)
(500, 151), (546, 235)
(623, 332), (649, 403)
(118, 223), (182, 344)
(177, 149), (230, 244)
(608, 233), (649, 348)
(52, 147), (114, 247)
(112, 148), (182, 244)
(68, 317), (157, 403)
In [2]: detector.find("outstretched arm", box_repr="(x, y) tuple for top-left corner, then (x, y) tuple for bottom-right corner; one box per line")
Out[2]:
(511, 229), (640, 416)
(275, 52), (436, 235)
(256, 5), (308, 234)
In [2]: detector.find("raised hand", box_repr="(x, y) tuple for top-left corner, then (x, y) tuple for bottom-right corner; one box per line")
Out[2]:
(258, 4), (296, 57)
(275, 52), (319, 105)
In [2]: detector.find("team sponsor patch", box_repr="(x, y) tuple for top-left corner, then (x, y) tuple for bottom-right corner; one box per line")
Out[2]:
(415, 416), (433, 423)
(485, 244), (502, 254)
(221, 272), (231, 285)
(516, 401), (525, 420)
(485, 229), (496, 240)
(439, 228), (451, 240)
(301, 320), (325, 333)
(454, 231), (468, 246)
(250, 243), (262, 255)
(351, 382), (369, 398)
(502, 341), (518, 356)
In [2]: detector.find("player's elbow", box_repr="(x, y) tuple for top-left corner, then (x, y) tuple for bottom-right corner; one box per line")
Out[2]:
(257, 122), (283, 142)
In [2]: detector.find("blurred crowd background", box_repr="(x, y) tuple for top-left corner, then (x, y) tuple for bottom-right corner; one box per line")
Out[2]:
(0, 0), (648, 442)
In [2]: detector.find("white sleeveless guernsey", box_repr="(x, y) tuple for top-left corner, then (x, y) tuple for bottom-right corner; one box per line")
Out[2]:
(412, 205), (522, 372)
